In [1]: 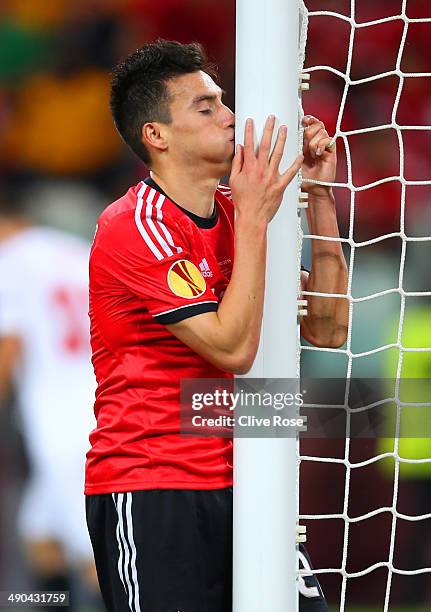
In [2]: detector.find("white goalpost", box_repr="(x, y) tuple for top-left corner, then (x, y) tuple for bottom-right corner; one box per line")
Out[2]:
(234, 0), (431, 610)
(234, 1), (302, 611)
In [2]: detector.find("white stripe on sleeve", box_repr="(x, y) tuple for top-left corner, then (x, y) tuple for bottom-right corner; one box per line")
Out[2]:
(135, 184), (164, 260)
(145, 189), (174, 257)
(155, 194), (183, 254)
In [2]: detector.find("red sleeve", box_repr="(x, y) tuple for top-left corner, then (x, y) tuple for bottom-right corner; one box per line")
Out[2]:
(95, 203), (219, 325)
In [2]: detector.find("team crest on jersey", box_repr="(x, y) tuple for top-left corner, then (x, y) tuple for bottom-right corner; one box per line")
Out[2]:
(167, 260), (206, 298)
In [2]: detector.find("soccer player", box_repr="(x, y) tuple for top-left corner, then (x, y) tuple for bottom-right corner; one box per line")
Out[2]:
(0, 191), (102, 609)
(85, 40), (349, 612)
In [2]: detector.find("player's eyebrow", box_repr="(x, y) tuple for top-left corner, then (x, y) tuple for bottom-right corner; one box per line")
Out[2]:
(191, 88), (226, 106)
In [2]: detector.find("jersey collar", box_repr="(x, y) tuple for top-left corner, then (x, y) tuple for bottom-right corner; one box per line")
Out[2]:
(144, 177), (219, 229)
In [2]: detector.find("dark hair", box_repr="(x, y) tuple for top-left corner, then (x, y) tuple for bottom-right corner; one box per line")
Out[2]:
(110, 39), (218, 167)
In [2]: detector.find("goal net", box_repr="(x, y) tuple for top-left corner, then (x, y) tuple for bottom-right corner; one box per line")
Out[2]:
(298, 0), (431, 609)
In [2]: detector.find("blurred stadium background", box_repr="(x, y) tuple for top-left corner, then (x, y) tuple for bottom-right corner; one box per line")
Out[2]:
(0, 0), (430, 610)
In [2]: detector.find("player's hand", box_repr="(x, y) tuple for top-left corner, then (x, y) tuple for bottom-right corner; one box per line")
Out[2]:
(229, 116), (303, 224)
(301, 115), (337, 198)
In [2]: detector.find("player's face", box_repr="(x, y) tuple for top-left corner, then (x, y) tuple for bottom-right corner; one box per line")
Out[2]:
(164, 71), (235, 177)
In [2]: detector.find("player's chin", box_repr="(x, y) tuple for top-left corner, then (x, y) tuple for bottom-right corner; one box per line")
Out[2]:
(210, 152), (233, 172)
(204, 148), (234, 176)
(225, 144), (236, 165)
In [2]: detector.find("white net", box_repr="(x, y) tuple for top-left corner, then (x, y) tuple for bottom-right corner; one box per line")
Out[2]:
(298, 1), (431, 609)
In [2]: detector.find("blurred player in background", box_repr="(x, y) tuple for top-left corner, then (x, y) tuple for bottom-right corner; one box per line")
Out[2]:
(0, 188), (102, 610)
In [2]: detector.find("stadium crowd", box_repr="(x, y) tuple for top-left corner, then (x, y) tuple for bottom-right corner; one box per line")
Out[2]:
(0, 0), (430, 241)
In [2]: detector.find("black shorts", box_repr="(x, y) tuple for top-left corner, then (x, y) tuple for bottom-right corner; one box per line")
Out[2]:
(86, 488), (327, 612)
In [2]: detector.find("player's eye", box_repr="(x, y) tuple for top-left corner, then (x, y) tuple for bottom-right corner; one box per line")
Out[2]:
(199, 109), (212, 115)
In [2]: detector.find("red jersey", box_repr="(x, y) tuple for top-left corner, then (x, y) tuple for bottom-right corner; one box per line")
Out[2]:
(85, 177), (235, 494)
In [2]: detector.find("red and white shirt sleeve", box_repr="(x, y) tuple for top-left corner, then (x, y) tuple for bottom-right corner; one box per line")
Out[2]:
(94, 184), (219, 325)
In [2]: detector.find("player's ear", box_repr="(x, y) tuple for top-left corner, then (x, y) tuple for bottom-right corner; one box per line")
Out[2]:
(142, 122), (168, 153)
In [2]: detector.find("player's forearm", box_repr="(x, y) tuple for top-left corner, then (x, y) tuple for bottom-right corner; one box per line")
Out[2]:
(165, 216), (268, 374)
(214, 213), (268, 371)
(302, 190), (349, 347)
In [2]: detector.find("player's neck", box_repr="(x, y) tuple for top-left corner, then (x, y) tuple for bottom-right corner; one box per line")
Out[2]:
(149, 169), (219, 219)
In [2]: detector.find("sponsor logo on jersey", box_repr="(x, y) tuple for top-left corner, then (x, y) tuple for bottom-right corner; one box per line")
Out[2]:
(218, 256), (232, 278)
(218, 257), (231, 267)
(168, 260), (206, 298)
(199, 257), (213, 278)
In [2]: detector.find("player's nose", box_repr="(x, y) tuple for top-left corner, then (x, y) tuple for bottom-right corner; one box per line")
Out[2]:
(221, 105), (235, 128)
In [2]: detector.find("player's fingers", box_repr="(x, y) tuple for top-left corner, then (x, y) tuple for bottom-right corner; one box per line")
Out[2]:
(307, 128), (326, 157)
(268, 124), (288, 172)
(304, 121), (327, 143)
(230, 144), (244, 178)
(280, 154), (304, 188)
(302, 134), (311, 159)
(243, 118), (255, 166)
(257, 115), (276, 164)
(313, 135), (336, 157)
(307, 130), (332, 158)
(302, 115), (320, 127)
